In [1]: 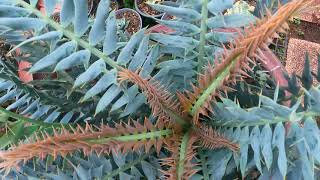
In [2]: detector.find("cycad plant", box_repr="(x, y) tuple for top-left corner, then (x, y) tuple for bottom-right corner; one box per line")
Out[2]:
(0, 0), (319, 179)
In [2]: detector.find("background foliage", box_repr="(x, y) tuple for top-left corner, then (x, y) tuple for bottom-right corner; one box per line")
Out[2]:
(0, 0), (319, 179)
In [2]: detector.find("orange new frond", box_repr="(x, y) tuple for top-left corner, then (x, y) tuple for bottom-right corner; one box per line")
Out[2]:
(118, 69), (187, 124)
(0, 118), (170, 174)
(195, 126), (239, 153)
(179, 0), (315, 125)
(160, 135), (199, 180)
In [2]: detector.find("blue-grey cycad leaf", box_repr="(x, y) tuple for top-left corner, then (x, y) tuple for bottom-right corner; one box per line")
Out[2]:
(159, 46), (186, 58)
(73, 59), (106, 88)
(30, 105), (50, 119)
(103, 11), (118, 55)
(89, 0), (110, 45)
(0, 81), (14, 91)
(232, 127), (241, 167)
(29, 0), (38, 7)
(9, 31), (63, 54)
(0, 0), (18, 5)
(44, 0), (58, 16)
(0, 5), (31, 17)
(112, 150), (126, 167)
(0, 25), (13, 35)
(111, 85), (139, 112)
(54, 50), (91, 71)
(73, 0), (89, 36)
(0, 89), (17, 104)
(141, 161), (156, 180)
(103, 11), (117, 55)
(119, 93), (145, 118)
(250, 126), (262, 172)
(157, 20), (200, 35)
(95, 85), (121, 115)
(260, 95), (291, 117)
(205, 45), (223, 57)
(61, 0), (75, 27)
(149, 4), (201, 21)
(206, 31), (237, 43)
(75, 165), (90, 180)
(150, 33), (199, 49)
(308, 87), (320, 113)
(117, 29), (145, 65)
(128, 35), (150, 71)
(44, 172), (71, 180)
(208, 0), (234, 15)
(29, 41), (77, 73)
(207, 14), (255, 29)
(157, 59), (195, 70)
(290, 122), (314, 180)
(239, 126), (249, 176)
(286, 160), (304, 180)
(44, 110), (61, 123)
(60, 112), (74, 123)
(81, 70), (116, 102)
(131, 166), (143, 179)
(119, 173), (132, 180)
(91, 165), (104, 179)
(1, 32), (27, 42)
(21, 99), (39, 115)
(6, 94), (30, 110)
(140, 44), (160, 78)
(0, 18), (46, 31)
(207, 149), (232, 180)
(272, 122), (287, 177)
(304, 118), (320, 162)
(259, 165), (283, 180)
(261, 124), (273, 170)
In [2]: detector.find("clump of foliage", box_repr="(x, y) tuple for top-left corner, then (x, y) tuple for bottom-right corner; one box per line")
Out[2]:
(0, 0), (319, 179)
(123, 0), (134, 9)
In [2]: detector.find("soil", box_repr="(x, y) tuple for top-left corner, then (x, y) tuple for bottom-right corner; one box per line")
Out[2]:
(88, 0), (94, 15)
(0, 39), (13, 61)
(0, 41), (12, 60)
(289, 20), (320, 44)
(162, 13), (175, 20)
(116, 11), (141, 35)
(111, 1), (119, 10)
(244, 0), (256, 7)
(52, 12), (60, 23)
(92, 0), (118, 14)
(137, 0), (162, 16)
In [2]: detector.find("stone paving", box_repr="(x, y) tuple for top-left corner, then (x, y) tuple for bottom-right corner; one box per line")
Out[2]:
(285, 2), (320, 83)
(297, 0), (320, 24)
(285, 38), (320, 78)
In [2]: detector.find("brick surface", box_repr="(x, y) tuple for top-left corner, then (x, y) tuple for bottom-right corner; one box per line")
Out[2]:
(297, 0), (320, 24)
(285, 38), (320, 83)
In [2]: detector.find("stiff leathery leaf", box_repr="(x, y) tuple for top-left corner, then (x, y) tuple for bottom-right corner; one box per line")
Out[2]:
(103, 10), (117, 55)
(95, 85), (121, 115)
(60, 0), (75, 27)
(73, 59), (106, 88)
(73, 0), (88, 36)
(149, 4), (201, 21)
(54, 50), (91, 71)
(81, 70), (116, 102)
(272, 122), (287, 177)
(117, 29), (145, 65)
(29, 41), (77, 73)
(89, 0), (110, 45)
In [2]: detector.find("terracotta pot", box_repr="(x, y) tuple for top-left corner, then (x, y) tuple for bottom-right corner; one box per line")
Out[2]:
(146, 24), (175, 34)
(134, 0), (164, 18)
(37, 0), (61, 14)
(116, 8), (142, 35)
(18, 0), (61, 83)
